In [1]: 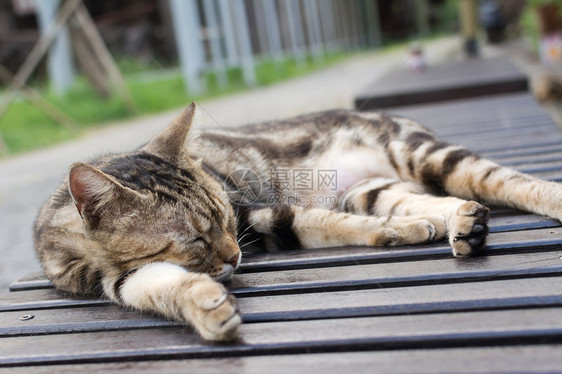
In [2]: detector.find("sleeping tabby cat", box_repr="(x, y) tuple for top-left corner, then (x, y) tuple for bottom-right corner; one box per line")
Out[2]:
(34, 102), (562, 341)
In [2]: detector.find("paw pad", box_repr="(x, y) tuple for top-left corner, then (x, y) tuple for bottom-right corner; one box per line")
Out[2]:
(450, 202), (490, 257)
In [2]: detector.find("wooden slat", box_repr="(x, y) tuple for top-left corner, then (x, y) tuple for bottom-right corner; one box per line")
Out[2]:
(389, 93), (546, 125)
(488, 214), (560, 233)
(236, 276), (562, 316)
(1, 308), (562, 367)
(3, 277), (562, 337)
(438, 129), (562, 148)
(7, 221), (562, 292)
(493, 152), (562, 167)
(355, 57), (528, 110)
(0, 289), (110, 312)
(481, 140), (562, 158)
(528, 170), (562, 181)
(419, 111), (552, 132)
(443, 134), (562, 155)
(11, 246), (562, 296)
(239, 228), (562, 273)
(388, 94), (562, 154)
(0, 305), (174, 337)
(433, 118), (555, 139)
(483, 144), (562, 159)
(3, 275), (562, 323)
(3, 345), (561, 374)
(231, 251), (562, 294)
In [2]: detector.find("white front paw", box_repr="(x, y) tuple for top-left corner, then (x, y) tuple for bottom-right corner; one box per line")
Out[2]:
(187, 277), (241, 341)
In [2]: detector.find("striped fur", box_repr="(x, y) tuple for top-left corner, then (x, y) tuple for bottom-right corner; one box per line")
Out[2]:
(34, 103), (562, 340)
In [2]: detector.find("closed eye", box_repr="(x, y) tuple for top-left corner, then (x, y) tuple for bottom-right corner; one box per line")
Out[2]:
(190, 237), (209, 250)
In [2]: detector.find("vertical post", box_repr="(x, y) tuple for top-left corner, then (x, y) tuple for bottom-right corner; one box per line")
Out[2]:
(263, 0), (284, 60)
(232, 0), (256, 86)
(317, 0), (330, 48)
(346, 0), (357, 49)
(329, 0), (340, 49)
(459, 0), (479, 57)
(303, 0), (323, 61)
(202, 0), (228, 88)
(252, 0), (269, 57)
(338, 0), (349, 50)
(334, 0), (348, 50)
(349, 0), (361, 49)
(35, 0), (74, 94)
(168, 0), (205, 94)
(365, 0), (382, 48)
(284, 0), (305, 65)
(353, 0), (363, 48)
(322, 0), (338, 50)
(217, 0), (238, 66)
(357, 0), (368, 48)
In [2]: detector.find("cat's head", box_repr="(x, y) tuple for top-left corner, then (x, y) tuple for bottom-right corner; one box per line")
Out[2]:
(68, 103), (241, 281)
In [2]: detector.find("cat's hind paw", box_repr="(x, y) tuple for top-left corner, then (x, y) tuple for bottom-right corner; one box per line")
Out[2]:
(449, 201), (490, 257)
(186, 276), (241, 341)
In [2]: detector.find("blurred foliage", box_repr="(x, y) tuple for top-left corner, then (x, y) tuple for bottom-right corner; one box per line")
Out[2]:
(432, 0), (459, 33)
(521, 0), (562, 50)
(526, 0), (562, 5)
(0, 51), (349, 155)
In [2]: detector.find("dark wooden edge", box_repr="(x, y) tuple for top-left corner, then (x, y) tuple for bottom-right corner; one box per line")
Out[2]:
(488, 217), (560, 233)
(4, 295), (562, 338)
(0, 298), (112, 312)
(229, 268), (562, 297)
(4, 266), (562, 312)
(8, 224), (562, 293)
(476, 139), (562, 155)
(240, 234), (562, 274)
(355, 78), (528, 111)
(2, 328), (562, 368)
(485, 144), (562, 159)
(8, 346), (562, 373)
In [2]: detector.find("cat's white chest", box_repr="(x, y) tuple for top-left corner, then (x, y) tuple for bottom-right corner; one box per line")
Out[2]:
(315, 146), (398, 197)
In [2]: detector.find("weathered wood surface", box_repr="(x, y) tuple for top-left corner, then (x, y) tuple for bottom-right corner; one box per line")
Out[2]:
(2, 89), (562, 370)
(355, 56), (529, 110)
(2, 346), (561, 374)
(3, 276), (562, 334)
(6, 223), (562, 297)
(392, 93), (562, 182)
(2, 309), (562, 367)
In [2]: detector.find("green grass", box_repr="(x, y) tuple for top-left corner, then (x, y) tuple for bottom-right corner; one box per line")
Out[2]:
(0, 51), (350, 156)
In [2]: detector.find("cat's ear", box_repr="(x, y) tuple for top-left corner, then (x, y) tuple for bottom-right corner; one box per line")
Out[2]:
(142, 101), (197, 162)
(68, 163), (141, 227)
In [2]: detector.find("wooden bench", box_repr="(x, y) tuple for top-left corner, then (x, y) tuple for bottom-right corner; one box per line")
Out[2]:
(355, 56), (529, 110)
(2, 93), (562, 371)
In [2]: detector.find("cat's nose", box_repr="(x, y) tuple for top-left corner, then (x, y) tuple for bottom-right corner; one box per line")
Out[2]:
(228, 253), (240, 268)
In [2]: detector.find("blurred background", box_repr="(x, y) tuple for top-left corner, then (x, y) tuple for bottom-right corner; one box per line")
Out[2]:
(0, 0), (534, 156)
(0, 0), (559, 289)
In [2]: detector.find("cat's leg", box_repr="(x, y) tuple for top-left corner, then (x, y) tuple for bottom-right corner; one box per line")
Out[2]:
(387, 136), (562, 222)
(245, 205), (446, 250)
(339, 177), (489, 257)
(104, 262), (241, 341)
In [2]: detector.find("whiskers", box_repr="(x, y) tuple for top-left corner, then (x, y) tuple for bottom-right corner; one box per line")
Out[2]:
(236, 219), (262, 252)
(239, 236), (261, 251)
